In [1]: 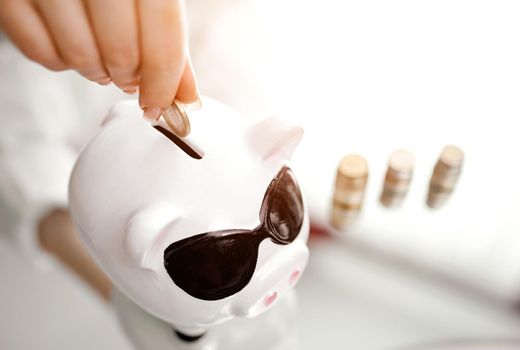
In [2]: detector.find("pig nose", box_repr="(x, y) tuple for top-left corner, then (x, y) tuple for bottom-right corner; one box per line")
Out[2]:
(231, 240), (308, 318)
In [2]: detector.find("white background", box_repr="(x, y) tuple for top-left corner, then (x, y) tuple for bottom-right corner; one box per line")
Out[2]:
(196, 0), (520, 301)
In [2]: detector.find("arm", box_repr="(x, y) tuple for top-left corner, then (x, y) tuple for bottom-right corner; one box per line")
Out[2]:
(38, 208), (111, 301)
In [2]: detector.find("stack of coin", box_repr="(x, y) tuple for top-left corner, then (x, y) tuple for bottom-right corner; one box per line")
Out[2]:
(427, 145), (464, 208)
(380, 150), (415, 208)
(330, 154), (368, 230)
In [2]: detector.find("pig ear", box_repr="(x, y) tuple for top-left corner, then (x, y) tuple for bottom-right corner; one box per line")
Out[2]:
(247, 117), (304, 161)
(124, 203), (182, 271)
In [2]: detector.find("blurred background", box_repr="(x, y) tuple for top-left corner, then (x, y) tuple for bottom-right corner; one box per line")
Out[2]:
(2, 0), (520, 349)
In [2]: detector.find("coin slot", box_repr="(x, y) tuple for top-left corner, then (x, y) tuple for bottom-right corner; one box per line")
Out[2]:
(153, 125), (203, 160)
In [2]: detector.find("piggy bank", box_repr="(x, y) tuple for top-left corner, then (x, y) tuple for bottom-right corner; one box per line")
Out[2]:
(68, 98), (309, 336)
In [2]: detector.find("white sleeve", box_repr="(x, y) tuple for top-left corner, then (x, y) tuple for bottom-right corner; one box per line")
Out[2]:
(0, 141), (76, 265)
(0, 39), (76, 265)
(0, 38), (124, 265)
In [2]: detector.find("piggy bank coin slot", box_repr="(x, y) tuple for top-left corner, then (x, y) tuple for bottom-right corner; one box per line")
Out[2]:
(153, 125), (203, 160)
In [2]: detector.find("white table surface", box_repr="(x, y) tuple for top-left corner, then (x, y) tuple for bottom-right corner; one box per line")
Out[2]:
(2, 235), (520, 350)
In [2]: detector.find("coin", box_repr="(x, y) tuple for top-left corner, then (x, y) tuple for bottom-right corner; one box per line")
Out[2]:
(387, 149), (415, 180)
(380, 149), (415, 208)
(427, 145), (464, 208)
(337, 154), (368, 180)
(330, 204), (361, 230)
(439, 145), (464, 168)
(330, 154), (368, 231)
(335, 154), (369, 190)
(161, 100), (191, 138)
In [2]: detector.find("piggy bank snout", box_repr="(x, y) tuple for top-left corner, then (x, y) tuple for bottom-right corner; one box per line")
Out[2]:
(231, 241), (308, 318)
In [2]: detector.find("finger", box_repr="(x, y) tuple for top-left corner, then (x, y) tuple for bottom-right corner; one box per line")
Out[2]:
(175, 59), (200, 107)
(85, 0), (140, 92)
(34, 0), (109, 84)
(0, 0), (67, 71)
(138, 0), (187, 118)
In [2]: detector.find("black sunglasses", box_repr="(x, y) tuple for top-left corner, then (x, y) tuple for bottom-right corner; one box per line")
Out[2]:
(163, 166), (304, 301)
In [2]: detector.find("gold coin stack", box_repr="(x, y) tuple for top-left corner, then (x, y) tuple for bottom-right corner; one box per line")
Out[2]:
(330, 154), (368, 230)
(380, 150), (415, 208)
(427, 145), (464, 208)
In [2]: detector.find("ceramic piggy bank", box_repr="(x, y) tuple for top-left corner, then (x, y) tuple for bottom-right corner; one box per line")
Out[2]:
(68, 98), (309, 337)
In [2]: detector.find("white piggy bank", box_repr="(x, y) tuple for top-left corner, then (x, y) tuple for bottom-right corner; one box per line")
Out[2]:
(68, 98), (309, 336)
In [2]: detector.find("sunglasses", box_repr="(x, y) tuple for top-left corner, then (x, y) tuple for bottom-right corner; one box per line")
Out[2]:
(163, 166), (304, 301)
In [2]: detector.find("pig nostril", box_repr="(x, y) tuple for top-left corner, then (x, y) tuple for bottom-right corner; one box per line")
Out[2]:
(264, 291), (277, 307)
(289, 268), (301, 285)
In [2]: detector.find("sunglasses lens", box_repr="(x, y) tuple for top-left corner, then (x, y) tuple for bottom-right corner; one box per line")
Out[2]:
(267, 168), (304, 243)
(164, 231), (258, 300)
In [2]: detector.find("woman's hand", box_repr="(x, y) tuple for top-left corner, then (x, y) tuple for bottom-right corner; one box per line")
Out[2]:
(0, 0), (199, 120)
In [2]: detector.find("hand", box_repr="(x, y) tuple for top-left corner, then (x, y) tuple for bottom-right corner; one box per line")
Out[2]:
(39, 208), (111, 301)
(0, 0), (199, 119)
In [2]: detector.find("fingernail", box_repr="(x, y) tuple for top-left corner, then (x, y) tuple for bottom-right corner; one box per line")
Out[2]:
(143, 107), (162, 121)
(184, 97), (202, 111)
(97, 77), (112, 86)
(123, 88), (138, 95)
